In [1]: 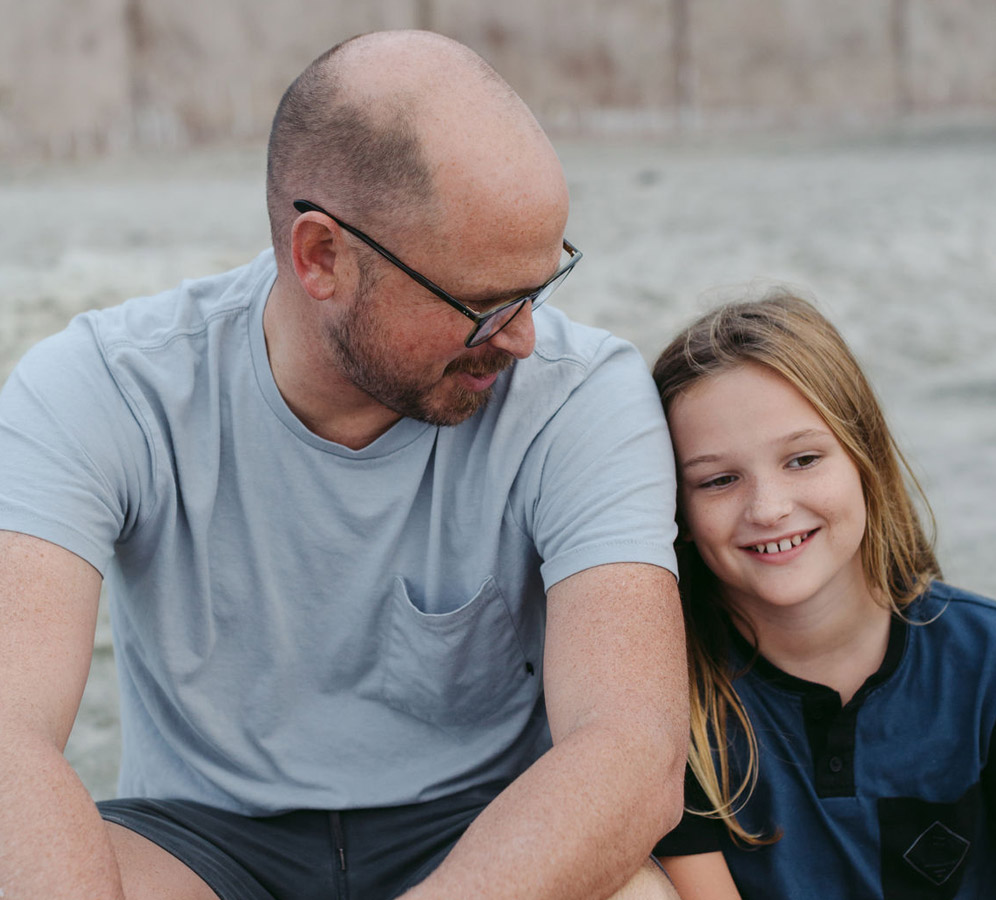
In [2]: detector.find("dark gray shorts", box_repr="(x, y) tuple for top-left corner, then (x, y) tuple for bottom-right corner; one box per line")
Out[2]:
(98, 780), (507, 900)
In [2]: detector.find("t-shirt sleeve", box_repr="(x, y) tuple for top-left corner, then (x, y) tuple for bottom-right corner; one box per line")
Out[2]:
(516, 331), (678, 589)
(0, 315), (154, 573)
(654, 765), (729, 857)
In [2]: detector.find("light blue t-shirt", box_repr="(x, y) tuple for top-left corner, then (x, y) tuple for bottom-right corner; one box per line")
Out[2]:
(0, 249), (677, 815)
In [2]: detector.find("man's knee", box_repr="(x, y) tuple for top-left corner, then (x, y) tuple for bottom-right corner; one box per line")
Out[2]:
(609, 858), (679, 900)
(106, 822), (220, 900)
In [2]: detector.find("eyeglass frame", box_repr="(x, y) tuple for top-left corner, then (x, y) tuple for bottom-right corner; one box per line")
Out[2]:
(292, 199), (582, 347)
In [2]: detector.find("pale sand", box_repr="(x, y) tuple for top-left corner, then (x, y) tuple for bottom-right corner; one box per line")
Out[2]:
(2, 128), (994, 798)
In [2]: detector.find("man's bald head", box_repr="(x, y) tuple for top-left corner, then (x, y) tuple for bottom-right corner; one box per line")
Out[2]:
(265, 31), (564, 270)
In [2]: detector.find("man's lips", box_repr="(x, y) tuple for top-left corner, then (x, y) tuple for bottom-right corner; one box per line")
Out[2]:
(446, 352), (512, 391)
(457, 370), (501, 391)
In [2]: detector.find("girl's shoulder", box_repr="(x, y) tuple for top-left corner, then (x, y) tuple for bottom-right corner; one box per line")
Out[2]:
(907, 580), (996, 662)
(913, 580), (996, 621)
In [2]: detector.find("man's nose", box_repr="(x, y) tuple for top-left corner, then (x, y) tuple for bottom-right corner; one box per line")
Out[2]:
(485, 301), (536, 359)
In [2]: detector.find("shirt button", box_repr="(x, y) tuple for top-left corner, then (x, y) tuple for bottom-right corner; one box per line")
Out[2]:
(828, 756), (844, 773)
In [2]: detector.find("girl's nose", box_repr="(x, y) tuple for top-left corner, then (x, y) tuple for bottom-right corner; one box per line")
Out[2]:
(745, 480), (793, 527)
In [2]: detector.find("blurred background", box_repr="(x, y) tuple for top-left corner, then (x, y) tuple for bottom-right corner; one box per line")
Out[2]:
(1, 0), (994, 797)
(2, 0), (995, 155)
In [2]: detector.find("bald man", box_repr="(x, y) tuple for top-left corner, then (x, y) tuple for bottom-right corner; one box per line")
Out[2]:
(0, 31), (686, 900)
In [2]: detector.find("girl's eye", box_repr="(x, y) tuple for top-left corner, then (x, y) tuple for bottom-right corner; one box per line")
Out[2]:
(699, 473), (737, 489)
(788, 453), (820, 469)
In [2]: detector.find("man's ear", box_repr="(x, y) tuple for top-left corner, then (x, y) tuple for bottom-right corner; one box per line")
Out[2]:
(291, 214), (343, 300)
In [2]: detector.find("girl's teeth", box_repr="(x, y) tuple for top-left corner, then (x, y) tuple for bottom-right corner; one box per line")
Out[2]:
(754, 532), (809, 554)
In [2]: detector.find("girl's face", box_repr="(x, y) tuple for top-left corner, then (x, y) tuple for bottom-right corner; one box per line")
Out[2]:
(668, 362), (872, 620)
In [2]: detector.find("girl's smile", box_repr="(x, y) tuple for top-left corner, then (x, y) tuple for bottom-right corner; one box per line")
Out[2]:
(744, 528), (815, 560)
(668, 362), (873, 621)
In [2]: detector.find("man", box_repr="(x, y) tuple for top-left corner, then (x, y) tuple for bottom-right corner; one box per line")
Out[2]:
(0, 30), (686, 899)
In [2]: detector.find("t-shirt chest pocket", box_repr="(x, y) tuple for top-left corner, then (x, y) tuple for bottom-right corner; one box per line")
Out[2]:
(378, 575), (539, 726)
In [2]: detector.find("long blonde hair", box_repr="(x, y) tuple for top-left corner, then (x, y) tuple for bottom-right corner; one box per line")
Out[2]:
(652, 291), (941, 844)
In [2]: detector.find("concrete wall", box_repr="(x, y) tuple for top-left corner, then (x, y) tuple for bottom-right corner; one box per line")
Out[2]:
(1, 0), (994, 158)
(907, 0), (996, 110)
(685, 0), (900, 127)
(0, 0), (133, 156)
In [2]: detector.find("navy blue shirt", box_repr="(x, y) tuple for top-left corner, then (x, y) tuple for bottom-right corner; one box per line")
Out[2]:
(654, 582), (996, 899)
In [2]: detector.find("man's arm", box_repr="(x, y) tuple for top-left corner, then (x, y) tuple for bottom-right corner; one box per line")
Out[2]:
(0, 530), (127, 898)
(404, 562), (688, 900)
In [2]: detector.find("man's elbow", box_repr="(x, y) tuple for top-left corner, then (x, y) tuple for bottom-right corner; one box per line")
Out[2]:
(657, 773), (685, 838)
(664, 732), (688, 831)
(630, 720), (688, 846)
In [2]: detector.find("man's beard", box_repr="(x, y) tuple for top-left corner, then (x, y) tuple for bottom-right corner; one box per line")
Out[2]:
(322, 284), (514, 427)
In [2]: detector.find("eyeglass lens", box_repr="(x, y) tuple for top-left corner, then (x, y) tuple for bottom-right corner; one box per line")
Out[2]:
(467, 255), (576, 347)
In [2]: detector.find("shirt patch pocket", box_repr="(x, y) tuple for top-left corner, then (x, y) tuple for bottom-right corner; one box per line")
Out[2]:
(379, 575), (539, 727)
(878, 786), (981, 899)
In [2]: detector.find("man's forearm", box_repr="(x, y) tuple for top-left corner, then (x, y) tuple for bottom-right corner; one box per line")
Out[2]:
(0, 728), (125, 899)
(402, 715), (684, 900)
(404, 563), (688, 899)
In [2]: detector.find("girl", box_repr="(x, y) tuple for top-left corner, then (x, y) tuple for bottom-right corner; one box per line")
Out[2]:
(650, 292), (996, 899)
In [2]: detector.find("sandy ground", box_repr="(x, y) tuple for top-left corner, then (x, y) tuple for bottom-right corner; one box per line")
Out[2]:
(1, 127), (994, 799)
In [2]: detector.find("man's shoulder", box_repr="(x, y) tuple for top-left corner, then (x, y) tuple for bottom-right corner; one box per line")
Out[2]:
(510, 305), (652, 407)
(4, 250), (277, 440)
(482, 306), (659, 435)
(89, 249), (275, 356)
(530, 304), (639, 372)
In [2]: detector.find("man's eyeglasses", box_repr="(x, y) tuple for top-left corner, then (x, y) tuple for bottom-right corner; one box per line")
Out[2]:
(293, 199), (582, 348)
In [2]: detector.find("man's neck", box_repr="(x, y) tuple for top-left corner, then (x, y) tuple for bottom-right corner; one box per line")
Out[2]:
(262, 281), (401, 450)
